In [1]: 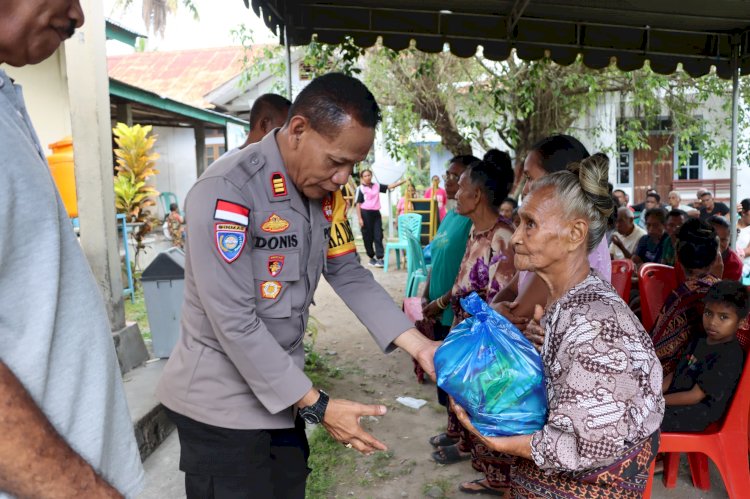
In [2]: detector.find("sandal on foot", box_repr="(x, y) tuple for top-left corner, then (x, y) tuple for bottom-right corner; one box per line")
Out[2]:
(429, 432), (459, 448)
(458, 479), (507, 496)
(431, 443), (471, 464)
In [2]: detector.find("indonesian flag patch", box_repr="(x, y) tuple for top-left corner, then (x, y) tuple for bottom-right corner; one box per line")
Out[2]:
(214, 199), (250, 226)
(215, 223), (247, 263)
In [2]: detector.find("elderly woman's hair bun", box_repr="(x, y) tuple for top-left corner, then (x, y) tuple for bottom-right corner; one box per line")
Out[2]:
(567, 153), (615, 221)
(530, 153), (614, 252)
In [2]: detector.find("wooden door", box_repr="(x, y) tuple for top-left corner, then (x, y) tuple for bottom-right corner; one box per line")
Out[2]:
(633, 134), (674, 203)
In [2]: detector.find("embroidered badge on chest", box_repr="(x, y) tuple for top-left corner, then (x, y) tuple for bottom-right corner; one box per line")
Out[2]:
(271, 172), (287, 197)
(267, 255), (285, 277)
(322, 195), (334, 222)
(260, 280), (282, 299)
(260, 213), (290, 233)
(215, 223), (247, 263)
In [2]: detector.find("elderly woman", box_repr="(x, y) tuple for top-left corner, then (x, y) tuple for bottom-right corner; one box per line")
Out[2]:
(428, 156), (516, 469)
(455, 155), (664, 497)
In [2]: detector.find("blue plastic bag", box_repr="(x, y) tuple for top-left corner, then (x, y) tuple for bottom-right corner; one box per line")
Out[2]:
(435, 292), (547, 436)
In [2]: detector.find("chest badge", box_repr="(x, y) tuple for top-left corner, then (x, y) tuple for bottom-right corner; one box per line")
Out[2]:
(261, 213), (290, 233)
(260, 280), (282, 299)
(322, 195), (334, 222)
(215, 223), (247, 263)
(267, 255), (285, 277)
(271, 171), (288, 197)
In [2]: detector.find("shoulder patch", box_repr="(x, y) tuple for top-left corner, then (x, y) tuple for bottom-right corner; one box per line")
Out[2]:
(215, 223), (247, 263)
(260, 213), (290, 233)
(327, 190), (357, 259)
(268, 255), (285, 277)
(260, 280), (282, 299)
(214, 199), (249, 226)
(271, 172), (288, 197)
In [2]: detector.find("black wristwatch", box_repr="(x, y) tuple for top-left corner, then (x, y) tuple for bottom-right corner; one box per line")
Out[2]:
(299, 390), (329, 424)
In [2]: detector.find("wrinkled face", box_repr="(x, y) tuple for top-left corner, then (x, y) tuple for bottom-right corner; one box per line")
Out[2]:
(289, 117), (374, 200)
(615, 210), (634, 235)
(665, 215), (685, 239)
(500, 201), (514, 221)
(454, 171), (481, 216)
(512, 187), (566, 272)
(703, 301), (741, 344)
(645, 214), (665, 240)
(645, 195), (659, 210)
(360, 170), (373, 185)
(701, 193), (714, 210)
(668, 192), (681, 208)
(713, 224), (730, 252)
(522, 150), (547, 196)
(444, 162), (465, 199)
(0, 0), (84, 67)
(613, 191), (627, 207)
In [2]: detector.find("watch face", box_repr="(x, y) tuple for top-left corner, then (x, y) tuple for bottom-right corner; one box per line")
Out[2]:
(301, 412), (320, 424)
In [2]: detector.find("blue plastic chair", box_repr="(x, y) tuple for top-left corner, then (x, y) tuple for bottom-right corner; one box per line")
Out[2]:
(405, 232), (428, 297)
(384, 213), (422, 272)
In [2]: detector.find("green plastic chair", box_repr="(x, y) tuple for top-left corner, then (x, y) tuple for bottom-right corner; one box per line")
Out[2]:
(160, 192), (180, 216)
(404, 232), (428, 297)
(384, 213), (422, 272)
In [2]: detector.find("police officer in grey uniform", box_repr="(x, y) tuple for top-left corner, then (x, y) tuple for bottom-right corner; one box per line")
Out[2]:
(157, 73), (439, 499)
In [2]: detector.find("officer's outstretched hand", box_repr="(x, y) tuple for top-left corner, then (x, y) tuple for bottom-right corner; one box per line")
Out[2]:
(322, 399), (388, 454)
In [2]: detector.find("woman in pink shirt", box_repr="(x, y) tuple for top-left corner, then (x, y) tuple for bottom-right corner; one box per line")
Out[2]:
(356, 169), (405, 267)
(425, 175), (448, 221)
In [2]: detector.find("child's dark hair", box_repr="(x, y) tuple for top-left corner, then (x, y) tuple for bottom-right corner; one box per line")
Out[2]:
(705, 280), (750, 319)
(170, 202), (179, 212)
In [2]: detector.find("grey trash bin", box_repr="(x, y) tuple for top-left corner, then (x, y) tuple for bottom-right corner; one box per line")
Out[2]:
(141, 247), (185, 358)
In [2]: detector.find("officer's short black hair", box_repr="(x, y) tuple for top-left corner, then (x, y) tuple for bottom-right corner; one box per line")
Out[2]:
(449, 155), (480, 166)
(249, 94), (291, 129)
(288, 73), (381, 138)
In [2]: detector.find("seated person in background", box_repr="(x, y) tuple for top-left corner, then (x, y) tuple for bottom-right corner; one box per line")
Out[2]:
(636, 191), (663, 229)
(661, 280), (748, 432)
(610, 206), (646, 260)
(499, 196), (517, 222)
(166, 202), (185, 249)
(613, 188), (633, 210)
(699, 190), (730, 221)
(633, 207), (669, 265)
(651, 218), (722, 375)
(709, 215), (743, 281)
(661, 209), (688, 266)
(736, 198), (750, 276)
(668, 190), (698, 215)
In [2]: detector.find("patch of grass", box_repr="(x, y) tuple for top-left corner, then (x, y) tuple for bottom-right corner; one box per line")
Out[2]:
(304, 342), (342, 389)
(422, 477), (452, 496)
(306, 426), (355, 499)
(124, 281), (151, 340)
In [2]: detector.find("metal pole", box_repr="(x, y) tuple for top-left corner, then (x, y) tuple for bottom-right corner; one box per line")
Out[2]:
(730, 39), (740, 249)
(284, 25), (293, 100)
(387, 189), (394, 240)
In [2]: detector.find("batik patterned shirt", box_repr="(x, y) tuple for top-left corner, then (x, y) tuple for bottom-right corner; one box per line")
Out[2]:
(531, 271), (665, 472)
(450, 217), (515, 323)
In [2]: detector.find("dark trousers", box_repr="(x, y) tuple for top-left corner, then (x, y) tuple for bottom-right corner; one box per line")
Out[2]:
(166, 408), (310, 499)
(360, 209), (384, 259)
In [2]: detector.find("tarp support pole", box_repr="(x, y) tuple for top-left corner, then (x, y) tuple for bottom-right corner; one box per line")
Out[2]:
(285, 25), (293, 100)
(730, 37), (740, 249)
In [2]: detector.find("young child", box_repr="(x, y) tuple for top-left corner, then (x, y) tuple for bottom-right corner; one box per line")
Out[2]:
(661, 280), (748, 432)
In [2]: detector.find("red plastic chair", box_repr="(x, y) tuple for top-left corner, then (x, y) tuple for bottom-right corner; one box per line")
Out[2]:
(638, 263), (677, 332)
(643, 329), (750, 499)
(611, 259), (634, 302)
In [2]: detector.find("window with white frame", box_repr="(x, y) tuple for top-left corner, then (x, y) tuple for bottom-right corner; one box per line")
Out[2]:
(617, 143), (632, 185)
(674, 139), (701, 180)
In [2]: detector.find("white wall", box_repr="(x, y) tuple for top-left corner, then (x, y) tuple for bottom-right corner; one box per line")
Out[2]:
(151, 126), (198, 217)
(2, 49), (72, 156)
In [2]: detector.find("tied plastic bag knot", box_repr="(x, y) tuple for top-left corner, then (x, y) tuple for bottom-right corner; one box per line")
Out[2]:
(435, 292), (548, 436)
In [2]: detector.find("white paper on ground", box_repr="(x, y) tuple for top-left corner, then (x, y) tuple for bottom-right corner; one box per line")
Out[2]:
(396, 396), (428, 409)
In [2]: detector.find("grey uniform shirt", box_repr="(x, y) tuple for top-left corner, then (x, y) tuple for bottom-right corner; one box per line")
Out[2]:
(0, 70), (144, 497)
(157, 131), (413, 430)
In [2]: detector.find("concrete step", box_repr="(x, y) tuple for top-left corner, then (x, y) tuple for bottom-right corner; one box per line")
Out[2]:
(122, 358), (174, 460)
